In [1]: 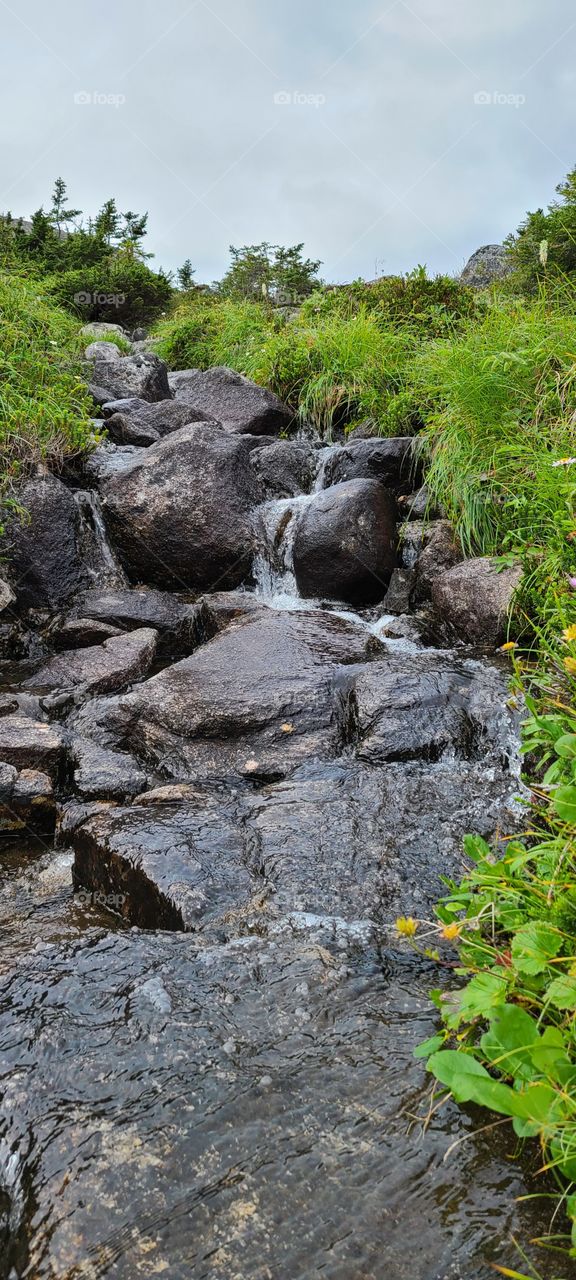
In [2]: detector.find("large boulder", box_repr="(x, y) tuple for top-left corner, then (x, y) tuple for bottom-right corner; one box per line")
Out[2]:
(101, 423), (265, 590)
(409, 519), (463, 597)
(319, 438), (417, 493)
(86, 345), (171, 403)
(71, 586), (209, 654)
(102, 398), (215, 446)
(84, 442), (145, 485)
(6, 473), (85, 609)
(431, 558), (522, 645)
(460, 244), (514, 289)
(292, 479), (397, 605)
(24, 628), (158, 695)
(71, 610), (381, 784)
(169, 366), (293, 434)
(249, 439), (317, 497)
(0, 716), (65, 778)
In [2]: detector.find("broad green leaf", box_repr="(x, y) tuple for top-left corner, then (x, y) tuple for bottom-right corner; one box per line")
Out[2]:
(531, 1026), (571, 1077)
(545, 972), (576, 1010)
(553, 784), (576, 824)
(554, 734), (576, 759)
(480, 1004), (540, 1082)
(511, 922), (563, 975)
(456, 971), (508, 1021)
(462, 833), (492, 863)
(414, 1034), (444, 1060)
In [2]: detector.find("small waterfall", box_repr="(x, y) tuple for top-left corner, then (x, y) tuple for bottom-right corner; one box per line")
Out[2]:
(74, 490), (127, 589)
(252, 495), (315, 608)
(313, 445), (340, 492)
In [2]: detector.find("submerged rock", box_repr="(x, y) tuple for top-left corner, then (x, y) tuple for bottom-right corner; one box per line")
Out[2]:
(293, 478), (397, 605)
(101, 423), (265, 590)
(169, 365), (293, 434)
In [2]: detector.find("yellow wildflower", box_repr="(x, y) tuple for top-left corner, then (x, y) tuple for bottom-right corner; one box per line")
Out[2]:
(563, 625), (576, 643)
(565, 657), (576, 676)
(441, 922), (461, 941)
(396, 916), (418, 938)
(501, 641), (517, 652)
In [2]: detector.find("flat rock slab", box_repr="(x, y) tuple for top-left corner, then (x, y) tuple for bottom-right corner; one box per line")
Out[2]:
(0, 716), (65, 779)
(24, 627), (158, 694)
(74, 796), (259, 931)
(0, 928), (541, 1279)
(71, 737), (148, 802)
(75, 586), (207, 652)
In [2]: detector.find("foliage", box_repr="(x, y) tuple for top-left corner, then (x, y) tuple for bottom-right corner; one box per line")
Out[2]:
(0, 272), (93, 518)
(300, 266), (480, 338)
(47, 253), (173, 328)
(176, 259), (196, 290)
(217, 242), (322, 303)
(155, 294), (281, 371)
(506, 164), (576, 293)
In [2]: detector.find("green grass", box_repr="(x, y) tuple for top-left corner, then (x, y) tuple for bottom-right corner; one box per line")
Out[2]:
(0, 271), (94, 520)
(91, 331), (132, 355)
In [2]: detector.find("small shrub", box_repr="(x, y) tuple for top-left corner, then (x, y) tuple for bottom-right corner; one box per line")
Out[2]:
(47, 255), (173, 328)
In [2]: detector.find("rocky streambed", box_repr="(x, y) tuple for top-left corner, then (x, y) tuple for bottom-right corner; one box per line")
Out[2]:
(0, 351), (549, 1278)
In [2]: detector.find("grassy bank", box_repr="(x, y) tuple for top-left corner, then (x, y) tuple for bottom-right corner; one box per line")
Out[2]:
(156, 277), (576, 1263)
(0, 271), (93, 522)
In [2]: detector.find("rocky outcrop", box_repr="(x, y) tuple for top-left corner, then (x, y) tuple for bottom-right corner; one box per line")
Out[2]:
(101, 423), (265, 590)
(7, 473), (85, 609)
(460, 244), (514, 289)
(24, 628), (158, 695)
(86, 344), (171, 403)
(431, 558), (522, 645)
(169, 365), (293, 434)
(293, 479), (397, 605)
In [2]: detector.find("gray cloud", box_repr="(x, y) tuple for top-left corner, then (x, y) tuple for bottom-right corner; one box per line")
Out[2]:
(0, 0), (574, 282)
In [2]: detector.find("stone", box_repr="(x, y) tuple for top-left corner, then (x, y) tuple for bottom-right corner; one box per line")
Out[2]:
(73, 795), (258, 931)
(6, 473), (84, 610)
(71, 738), (148, 801)
(86, 346), (171, 403)
(101, 423), (265, 590)
(136, 784), (208, 805)
(24, 628), (158, 695)
(56, 800), (119, 844)
(319, 437), (417, 492)
(0, 578), (15, 613)
(292, 479), (397, 605)
(397, 486), (438, 520)
(73, 610), (381, 784)
(84, 442), (145, 485)
(81, 323), (127, 342)
(431, 558), (522, 646)
(382, 567), (414, 614)
(169, 365), (293, 434)
(249, 440), (317, 497)
(73, 587), (208, 654)
(52, 618), (123, 649)
(412, 519), (463, 598)
(0, 717), (64, 778)
(12, 769), (55, 827)
(460, 244), (514, 289)
(103, 398), (215, 447)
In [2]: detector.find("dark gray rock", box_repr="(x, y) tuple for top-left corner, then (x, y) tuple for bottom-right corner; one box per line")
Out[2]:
(101, 424), (265, 590)
(52, 618), (124, 649)
(169, 365), (293, 434)
(293, 479), (397, 606)
(412, 520), (463, 598)
(24, 628), (158, 695)
(103, 398), (215, 446)
(84, 441), (145, 485)
(12, 769), (55, 827)
(382, 567), (414, 614)
(249, 439), (317, 497)
(431, 558), (522, 646)
(56, 800), (119, 844)
(86, 347), (171, 403)
(0, 717), (65, 778)
(71, 737), (148, 801)
(319, 437), (417, 492)
(460, 244), (514, 289)
(74, 587), (208, 653)
(6, 473), (85, 610)
(397, 486), (438, 520)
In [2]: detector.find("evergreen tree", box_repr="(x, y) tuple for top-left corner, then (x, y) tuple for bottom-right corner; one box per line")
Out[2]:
(48, 177), (81, 234)
(177, 259), (196, 290)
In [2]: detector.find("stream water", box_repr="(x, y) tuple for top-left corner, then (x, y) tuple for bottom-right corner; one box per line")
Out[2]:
(0, 459), (560, 1279)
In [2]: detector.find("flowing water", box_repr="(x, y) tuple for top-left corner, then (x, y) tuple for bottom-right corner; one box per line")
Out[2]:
(0, 476), (561, 1279)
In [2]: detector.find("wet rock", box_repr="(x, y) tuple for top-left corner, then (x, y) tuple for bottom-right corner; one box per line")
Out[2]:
(56, 800), (119, 844)
(319, 437), (417, 492)
(293, 479), (397, 606)
(12, 769), (55, 827)
(103, 397), (215, 446)
(76, 610), (380, 783)
(74, 586), (208, 653)
(412, 519), (463, 598)
(0, 716), (65, 778)
(84, 441), (145, 485)
(73, 795), (258, 931)
(382, 567), (414, 613)
(201, 590), (268, 632)
(24, 628), (158, 695)
(71, 737), (148, 801)
(52, 617), (124, 649)
(6, 473), (85, 610)
(136, 783), (209, 805)
(431, 558), (522, 646)
(249, 439), (317, 497)
(0, 578), (15, 613)
(169, 365), (293, 434)
(460, 243), (514, 288)
(397, 485), (438, 520)
(86, 345), (171, 403)
(101, 423), (265, 590)
(353, 652), (517, 766)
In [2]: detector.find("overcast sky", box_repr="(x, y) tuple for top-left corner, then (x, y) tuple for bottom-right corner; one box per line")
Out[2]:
(1, 0), (575, 283)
